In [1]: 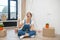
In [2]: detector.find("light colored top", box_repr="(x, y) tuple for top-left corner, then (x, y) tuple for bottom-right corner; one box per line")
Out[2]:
(18, 19), (34, 30)
(20, 19), (34, 25)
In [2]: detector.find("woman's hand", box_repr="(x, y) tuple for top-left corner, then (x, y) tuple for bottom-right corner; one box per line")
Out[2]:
(30, 29), (36, 31)
(30, 24), (36, 31)
(17, 18), (23, 28)
(18, 18), (20, 23)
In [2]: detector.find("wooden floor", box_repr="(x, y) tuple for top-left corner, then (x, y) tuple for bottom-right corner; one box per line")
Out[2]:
(0, 27), (60, 40)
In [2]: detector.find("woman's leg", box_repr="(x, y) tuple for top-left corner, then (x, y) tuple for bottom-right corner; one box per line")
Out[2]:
(18, 30), (25, 37)
(28, 31), (36, 37)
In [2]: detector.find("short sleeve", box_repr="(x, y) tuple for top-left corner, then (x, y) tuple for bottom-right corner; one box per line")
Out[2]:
(31, 20), (34, 25)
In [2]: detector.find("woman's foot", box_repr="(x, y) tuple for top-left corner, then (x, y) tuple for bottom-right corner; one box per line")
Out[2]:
(20, 35), (25, 39)
(31, 35), (35, 38)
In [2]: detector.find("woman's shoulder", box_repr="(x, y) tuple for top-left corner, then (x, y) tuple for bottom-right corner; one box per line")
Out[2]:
(31, 19), (34, 24)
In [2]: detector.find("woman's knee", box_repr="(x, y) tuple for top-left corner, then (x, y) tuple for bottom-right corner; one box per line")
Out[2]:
(18, 30), (25, 36)
(32, 31), (36, 35)
(29, 31), (36, 36)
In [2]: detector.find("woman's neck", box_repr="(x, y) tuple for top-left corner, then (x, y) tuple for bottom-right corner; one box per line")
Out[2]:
(27, 18), (31, 21)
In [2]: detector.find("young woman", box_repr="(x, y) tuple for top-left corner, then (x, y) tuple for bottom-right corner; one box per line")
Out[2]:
(18, 12), (36, 39)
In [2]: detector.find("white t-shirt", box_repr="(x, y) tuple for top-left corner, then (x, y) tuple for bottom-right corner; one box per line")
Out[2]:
(18, 19), (34, 30)
(20, 19), (34, 25)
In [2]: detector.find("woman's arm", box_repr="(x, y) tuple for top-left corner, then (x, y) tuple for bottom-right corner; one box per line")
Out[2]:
(30, 20), (36, 31)
(17, 19), (24, 28)
(30, 24), (36, 31)
(18, 23), (23, 28)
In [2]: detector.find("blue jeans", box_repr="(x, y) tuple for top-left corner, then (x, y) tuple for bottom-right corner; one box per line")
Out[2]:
(18, 30), (36, 37)
(18, 24), (36, 37)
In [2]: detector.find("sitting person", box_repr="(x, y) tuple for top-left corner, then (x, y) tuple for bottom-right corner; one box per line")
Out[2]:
(16, 12), (36, 39)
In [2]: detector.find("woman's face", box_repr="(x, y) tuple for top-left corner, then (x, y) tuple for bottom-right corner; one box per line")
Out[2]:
(26, 12), (32, 19)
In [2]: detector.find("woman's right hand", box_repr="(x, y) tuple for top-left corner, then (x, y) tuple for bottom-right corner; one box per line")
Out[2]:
(17, 18), (21, 28)
(18, 18), (20, 22)
(17, 18), (23, 28)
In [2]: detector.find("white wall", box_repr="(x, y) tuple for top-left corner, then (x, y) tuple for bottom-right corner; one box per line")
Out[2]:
(26, 0), (60, 34)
